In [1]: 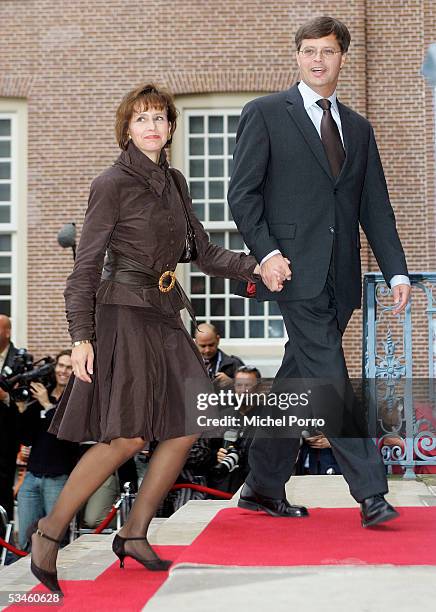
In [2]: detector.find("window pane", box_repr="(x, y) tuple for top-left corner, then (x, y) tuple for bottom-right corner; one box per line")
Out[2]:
(190, 276), (205, 294)
(209, 116), (223, 133)
(0, 299), (11, 316)
(0, 185), (11, 201)
(209, 137), (223, 155)
(0, 207), (11, 223)
(211, 298), (225, 316)
(228, 136), (236, 155)
(0, 256), (11, 273)
(269, 302), (281, 315)
(228, 158), (234, 176)
(209, 202), (225, 221)
(250, 320), (264, 338)
(190, 160), (204, 177)
(249, 300), (264, 315)
(230, 298), (244, 316)
(209, 181), (224, 199)
(189, 138), (204, 155)
(0, 142), (11, 157)
(189, 116), (204, 134)
(191, 298), (205, 316)
(228, 116), (239, 133)
(0, 235), (11, 251)
(0, 120), (11, 136)
(211, 232), (225, 247)
(229, 233), (245, 250)
(0, 162), (11, 180)
(268, 320), (284, 338)
(230, 321), (244, 338)
(210, 320), (225, 337)
(210, 277), (224, 294)
(190, 182), (204, 199)
(209, 159), (224, 177)
(193, 202), (205, 220)
(0, 278), (11, 295)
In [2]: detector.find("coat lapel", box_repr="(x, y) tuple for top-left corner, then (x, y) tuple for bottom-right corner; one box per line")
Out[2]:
(285, 84), (333, 181)
(335, 100), (354, 183)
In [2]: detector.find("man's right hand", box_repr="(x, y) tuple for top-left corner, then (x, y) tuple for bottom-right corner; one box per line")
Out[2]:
(260, 253), (292, 292)
(72, 343), (94, 383)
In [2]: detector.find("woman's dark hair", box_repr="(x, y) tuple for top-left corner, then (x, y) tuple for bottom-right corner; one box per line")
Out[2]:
(295, 16), (351, 53)
(115, 83), (178, 150)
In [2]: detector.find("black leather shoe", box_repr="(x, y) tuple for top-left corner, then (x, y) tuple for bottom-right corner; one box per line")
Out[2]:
(360, 494), (399, 528)
(238, 483), (309, 518)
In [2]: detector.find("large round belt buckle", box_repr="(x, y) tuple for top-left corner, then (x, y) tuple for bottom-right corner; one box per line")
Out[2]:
(159, 270), (176, 293)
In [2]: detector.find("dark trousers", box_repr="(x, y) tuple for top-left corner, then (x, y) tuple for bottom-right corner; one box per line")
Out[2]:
(246, 271), (387, 503)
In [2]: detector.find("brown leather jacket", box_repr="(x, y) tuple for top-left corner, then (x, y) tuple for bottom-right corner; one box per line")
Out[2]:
(65, 142), (258, 342)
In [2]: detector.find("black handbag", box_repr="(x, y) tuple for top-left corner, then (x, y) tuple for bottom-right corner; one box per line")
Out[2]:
(170, 169), (198, 263)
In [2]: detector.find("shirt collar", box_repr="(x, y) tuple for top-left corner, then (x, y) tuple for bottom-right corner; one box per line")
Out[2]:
(298, 80), (339, 114)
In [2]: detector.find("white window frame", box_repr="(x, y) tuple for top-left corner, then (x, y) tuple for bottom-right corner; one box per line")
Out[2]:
(0, 100), (27, 348)
(171, 93), (284, 373)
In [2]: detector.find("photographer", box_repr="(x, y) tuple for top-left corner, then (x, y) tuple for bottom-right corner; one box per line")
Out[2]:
(16, 350), (79, 550)
(0, 315), (21, 527)
(208, 366), (260, 494)
(194, 323), (244, 386)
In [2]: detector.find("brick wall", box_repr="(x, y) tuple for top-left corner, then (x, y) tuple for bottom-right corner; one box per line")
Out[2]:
(1, 0), (434, 377)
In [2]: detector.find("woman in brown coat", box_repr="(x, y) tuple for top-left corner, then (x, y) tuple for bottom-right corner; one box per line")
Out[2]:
(28, 84), (259, 594)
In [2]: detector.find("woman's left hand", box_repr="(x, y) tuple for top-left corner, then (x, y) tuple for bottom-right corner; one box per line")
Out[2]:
(30, 382), (51, 409)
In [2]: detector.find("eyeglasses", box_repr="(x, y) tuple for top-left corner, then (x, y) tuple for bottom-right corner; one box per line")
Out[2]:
(299, 47), (342, 59)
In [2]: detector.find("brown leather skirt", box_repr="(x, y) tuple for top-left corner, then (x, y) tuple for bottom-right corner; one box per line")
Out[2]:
(48, 304), (212, 443)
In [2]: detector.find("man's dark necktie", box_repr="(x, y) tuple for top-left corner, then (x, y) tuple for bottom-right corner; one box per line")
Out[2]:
(316, 98), (345, 178)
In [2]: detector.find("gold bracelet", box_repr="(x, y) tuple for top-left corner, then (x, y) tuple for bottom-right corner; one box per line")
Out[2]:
(71, 339), (92, 348)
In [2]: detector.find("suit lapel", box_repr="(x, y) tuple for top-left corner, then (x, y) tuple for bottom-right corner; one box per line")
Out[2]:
(285, 85), (333, 181)
(335, 100), (355, 183)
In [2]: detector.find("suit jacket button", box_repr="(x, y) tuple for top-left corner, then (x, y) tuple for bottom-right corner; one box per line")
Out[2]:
(329, 226), (335, 234)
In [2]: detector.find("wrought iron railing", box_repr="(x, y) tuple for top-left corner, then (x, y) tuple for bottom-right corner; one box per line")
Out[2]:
(363, 272), (436, 478)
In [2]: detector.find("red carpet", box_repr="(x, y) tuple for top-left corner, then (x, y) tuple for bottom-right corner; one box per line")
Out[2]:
(173, 507), (436, 567)
(6, 545), (186, 611)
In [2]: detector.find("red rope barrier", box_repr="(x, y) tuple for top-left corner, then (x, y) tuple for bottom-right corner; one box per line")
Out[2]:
(0, 484), (232, 557)
(93, 506), (118, 534)
(0, 537), (27, 557)
(171, 484), (232, 499)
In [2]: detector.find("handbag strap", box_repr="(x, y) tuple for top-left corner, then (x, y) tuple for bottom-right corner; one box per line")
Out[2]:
(169, 168), (194, 234)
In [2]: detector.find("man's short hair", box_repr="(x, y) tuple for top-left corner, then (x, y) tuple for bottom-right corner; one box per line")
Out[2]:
(236, 365), (261, 379)
(295, 16), (351, 53)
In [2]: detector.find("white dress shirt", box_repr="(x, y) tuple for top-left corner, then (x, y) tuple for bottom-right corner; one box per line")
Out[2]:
(260, 80), (409, 289)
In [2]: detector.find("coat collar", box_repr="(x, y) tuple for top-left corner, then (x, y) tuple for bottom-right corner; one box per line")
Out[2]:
(285, 83), (353, 183)
(115, 141), (169, 196)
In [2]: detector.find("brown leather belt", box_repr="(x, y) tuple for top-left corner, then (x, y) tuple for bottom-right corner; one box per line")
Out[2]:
(101, 249), (197, 327)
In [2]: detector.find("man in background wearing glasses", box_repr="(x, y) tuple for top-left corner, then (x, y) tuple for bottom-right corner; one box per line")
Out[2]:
(228, 16), (411, 527)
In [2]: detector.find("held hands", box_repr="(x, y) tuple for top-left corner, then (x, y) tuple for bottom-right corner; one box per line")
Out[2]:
(260, 254), (292, 292)
(72, 343), (94, 383)
(392, 284), (411, 315)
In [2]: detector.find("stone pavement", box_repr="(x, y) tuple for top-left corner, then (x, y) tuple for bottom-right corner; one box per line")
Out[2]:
(0, 476), (434, 611)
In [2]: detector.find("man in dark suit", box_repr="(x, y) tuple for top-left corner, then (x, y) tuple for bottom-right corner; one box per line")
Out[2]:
(228, 16), (411, 527)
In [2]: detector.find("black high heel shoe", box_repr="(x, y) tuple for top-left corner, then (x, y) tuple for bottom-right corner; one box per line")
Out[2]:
(26, 520), (63, 595)
(112, 533), (172, 571)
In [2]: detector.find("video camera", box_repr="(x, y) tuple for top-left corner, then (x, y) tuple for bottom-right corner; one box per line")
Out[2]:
(0, 348), (55, 402)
